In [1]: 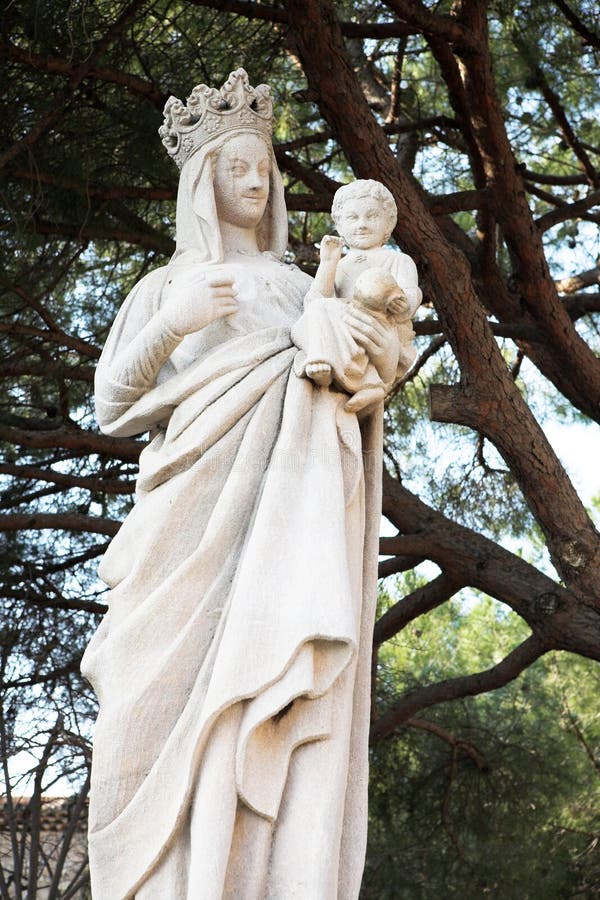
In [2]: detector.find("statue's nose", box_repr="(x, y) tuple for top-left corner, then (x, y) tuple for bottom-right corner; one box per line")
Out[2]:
(246, 170), (265, 190)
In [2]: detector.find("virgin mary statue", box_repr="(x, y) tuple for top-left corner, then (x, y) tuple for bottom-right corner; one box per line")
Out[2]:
(81, 69), (403, 899)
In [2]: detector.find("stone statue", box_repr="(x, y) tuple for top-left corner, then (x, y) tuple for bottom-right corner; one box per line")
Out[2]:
(292, 180), (422, 413)
(81, 69), (421, 899)
(293, 179), (421, 414)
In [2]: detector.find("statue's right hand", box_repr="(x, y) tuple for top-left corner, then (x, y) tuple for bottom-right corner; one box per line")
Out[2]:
(158, 268), (239, 337)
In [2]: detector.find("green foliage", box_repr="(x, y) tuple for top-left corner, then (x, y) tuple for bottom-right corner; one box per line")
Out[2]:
(385, 354), (536, 546)
(365, 585), (600, 898)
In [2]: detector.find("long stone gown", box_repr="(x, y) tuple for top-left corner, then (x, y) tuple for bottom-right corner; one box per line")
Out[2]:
(82, 237), (384, 897)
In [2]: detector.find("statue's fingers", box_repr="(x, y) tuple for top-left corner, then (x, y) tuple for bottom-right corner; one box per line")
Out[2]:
(345, 318), (371, 339)
(212, 286), (237, 298)
(207, 275), (236, 288)
(346, 326), (377, 355)
(346, 308), (384, 332)
(217, 294), (239, 308)
(345, 315), (381, 342)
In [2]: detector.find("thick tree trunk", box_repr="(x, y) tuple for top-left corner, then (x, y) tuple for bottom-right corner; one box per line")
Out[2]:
(285, 0), (600, 605)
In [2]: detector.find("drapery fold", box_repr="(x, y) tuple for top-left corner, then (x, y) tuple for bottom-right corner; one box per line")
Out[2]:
(83, 313), (382, 898)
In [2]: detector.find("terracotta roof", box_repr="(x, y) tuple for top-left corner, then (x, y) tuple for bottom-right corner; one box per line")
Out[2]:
(0, 797), (88, 833)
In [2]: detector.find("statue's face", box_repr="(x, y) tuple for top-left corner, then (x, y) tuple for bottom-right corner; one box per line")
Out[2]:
(213, 133), (271, 229)
(336, 196), (390, 250)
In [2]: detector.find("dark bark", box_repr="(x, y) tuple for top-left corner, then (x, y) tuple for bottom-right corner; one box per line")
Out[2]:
(381, 471), (600, 661)
(0, 513), (121, 537)
(0, 424), (143, 462)
(284, 0), (600, 600)
(370, 634), (547, 742)
(0, 0), (152, 170)
(373, 572), (465, 646)
(451, 0), (600, 418)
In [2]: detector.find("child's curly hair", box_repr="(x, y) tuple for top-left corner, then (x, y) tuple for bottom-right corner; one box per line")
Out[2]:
(331, 180), (397, 241)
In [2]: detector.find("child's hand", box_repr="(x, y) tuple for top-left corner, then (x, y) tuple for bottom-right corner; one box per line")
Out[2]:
(345, 308), (399, 386)
(319, 235), (344, 264)
(386, 288), (411, 321)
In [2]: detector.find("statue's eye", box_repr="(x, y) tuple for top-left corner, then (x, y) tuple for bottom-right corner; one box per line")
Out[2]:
(232, 163), (248, 175)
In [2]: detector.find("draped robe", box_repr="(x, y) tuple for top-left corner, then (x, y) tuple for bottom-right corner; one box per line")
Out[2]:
(81, 252), (383, 899)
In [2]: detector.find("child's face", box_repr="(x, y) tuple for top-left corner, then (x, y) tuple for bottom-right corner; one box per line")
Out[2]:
(336, 197), (390, 250)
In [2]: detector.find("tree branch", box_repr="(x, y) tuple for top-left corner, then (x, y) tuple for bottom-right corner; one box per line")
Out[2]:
(3, 659), (82, 691)
(535, 189), (600, 231)
(453, 6), (600, 417)
(378, 554), (425, 577)
(5, 167), (175, 203)
(524, 168), (588, 187)
(0, 423), (143, 463)
(427, 189), (485, 215)
(412, 318), (541, 341)
(276, 116), (458, 154)
(552, 0), (600, 50)
(285, 191), (331, 213)
(405, 717), (489, 770)
(0, 463), (135, 495)
(284, 0), (600, 594)
(0, 0), (152, 170)
(563, 292), (600, 320)
(185, 0), (419, 38)
(391, 335), (447, 393)
(370, 634), (547, 742)
(0, 40), (166, 109)
(11, 541), (110, 576)
(382, 470), (600, 659)
(555, 266), (600, 294)
(0, 360), (94, 384)
(275, 149), (341, 197)
(374, 572), (464, 646)
(7, 216), (174, 255)
(0, 513), (120, 537)
(516, 48), (599, 188)
(383, 0), (472, 46)
(0, 321), (100, 360)
(24, 594), (108, 616)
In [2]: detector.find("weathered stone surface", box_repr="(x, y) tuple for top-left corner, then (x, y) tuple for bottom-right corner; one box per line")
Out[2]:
(295, 179), (421, 410)
(81, 70), (421, 899)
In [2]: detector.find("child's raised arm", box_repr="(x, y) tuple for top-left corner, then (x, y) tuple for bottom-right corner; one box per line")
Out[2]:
(305, 235), (343, 304)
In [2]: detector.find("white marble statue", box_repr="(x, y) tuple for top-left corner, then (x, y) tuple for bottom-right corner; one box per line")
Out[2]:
(293, 179), (421, 414)
(81, 69), (420, 900)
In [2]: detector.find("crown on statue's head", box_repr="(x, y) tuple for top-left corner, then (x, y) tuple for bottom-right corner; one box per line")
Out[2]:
(159, 68), (273, 169)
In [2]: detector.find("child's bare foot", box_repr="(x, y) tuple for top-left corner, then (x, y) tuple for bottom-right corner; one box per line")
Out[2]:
(306, 362), (333, 387)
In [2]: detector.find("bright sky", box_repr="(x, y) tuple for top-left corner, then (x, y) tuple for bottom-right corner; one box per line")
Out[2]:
(543, 419), (600, 515)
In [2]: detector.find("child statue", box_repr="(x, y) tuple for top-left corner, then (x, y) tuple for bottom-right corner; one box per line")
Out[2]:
(293, 179), (422, 412)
